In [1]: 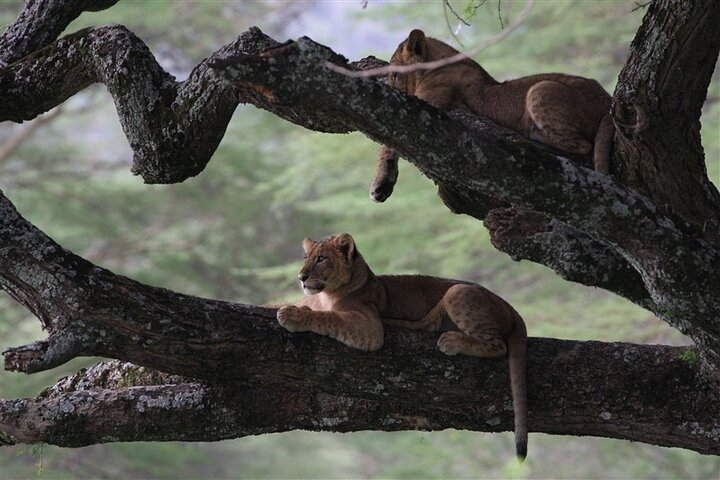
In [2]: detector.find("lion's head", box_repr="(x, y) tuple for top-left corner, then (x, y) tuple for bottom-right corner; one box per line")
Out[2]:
(388, 29), (463, 96)
(388, 29), (428, 96)
(298, 233), (358, 295)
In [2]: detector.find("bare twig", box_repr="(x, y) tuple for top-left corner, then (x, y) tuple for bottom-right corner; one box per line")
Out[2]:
(444, 0), (472, 27)
(498, 0), (505, 29)
(443, 1), (467, 48)
(325, 0), (535, 78)
(0, 107), (64, 162)
(632, 1), (652, 12)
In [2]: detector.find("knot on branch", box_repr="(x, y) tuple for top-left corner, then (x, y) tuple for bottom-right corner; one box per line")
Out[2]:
(611, 99), (648, 136)
(485, 206), (551, 257)
(40, 361), (196, 397)
(3, 334), (86, 374)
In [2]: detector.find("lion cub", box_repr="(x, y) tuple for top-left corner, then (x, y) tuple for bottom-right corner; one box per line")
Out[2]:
(371, 29), (614, 202)
(277, 233), (529, 459)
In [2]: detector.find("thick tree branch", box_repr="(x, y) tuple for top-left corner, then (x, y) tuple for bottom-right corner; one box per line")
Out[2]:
(1, 189), (719, 452)
(0, 26), (355, 183)
(0, 0), (120, 66)
(484, 207), (657, 311)
(2, 338), (719, 454)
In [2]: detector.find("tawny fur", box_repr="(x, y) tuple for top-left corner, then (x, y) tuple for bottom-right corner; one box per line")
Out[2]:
(371, 29), (614, 202)
(276, 233), (529, 460)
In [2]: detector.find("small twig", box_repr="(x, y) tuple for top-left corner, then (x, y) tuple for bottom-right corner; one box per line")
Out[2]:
(631, 1), (651, 12)
(443, 1), (467, 48)
(497, 0), (505, 30)
(326, 0), (535, 78)
(0, 107), (64, 162)
(444, 0), (471, 27)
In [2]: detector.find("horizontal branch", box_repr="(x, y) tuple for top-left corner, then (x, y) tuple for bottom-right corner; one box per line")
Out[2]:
(1, 191), (719, 453)
(1, 343), (718, 456)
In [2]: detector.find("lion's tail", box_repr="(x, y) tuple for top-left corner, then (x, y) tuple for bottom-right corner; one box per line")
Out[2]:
(592, 112), (615, 174)
(507, 311), (528, 461)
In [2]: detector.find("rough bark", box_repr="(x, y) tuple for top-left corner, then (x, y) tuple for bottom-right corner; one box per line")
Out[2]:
(1, 0), (719, 453)
(0, 0), (120, 66)
(613, 0), (720, 230)
(2, 344), (719, 455)
(484, 207), (656, 310)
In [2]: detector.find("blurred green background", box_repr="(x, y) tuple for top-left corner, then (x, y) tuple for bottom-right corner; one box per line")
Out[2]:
(1, 0), (719, 478)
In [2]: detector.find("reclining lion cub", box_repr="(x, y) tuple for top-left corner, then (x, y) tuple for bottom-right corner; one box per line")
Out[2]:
(276, 233), (528, 460)
(371, 29), (614, 202)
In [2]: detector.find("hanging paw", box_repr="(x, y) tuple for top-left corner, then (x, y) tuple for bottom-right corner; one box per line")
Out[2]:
(370, 176), (395, 203)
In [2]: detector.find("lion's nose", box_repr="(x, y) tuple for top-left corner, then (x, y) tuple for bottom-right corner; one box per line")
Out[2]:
(299, 272), (309, 282)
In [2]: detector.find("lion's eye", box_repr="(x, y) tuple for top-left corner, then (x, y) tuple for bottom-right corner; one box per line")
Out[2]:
(316, 256), (327, 263)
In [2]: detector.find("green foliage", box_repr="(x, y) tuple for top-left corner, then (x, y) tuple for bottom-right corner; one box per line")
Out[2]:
(461, 1), (488, 22)
(678, 349), (699, 365)
(1, 1), (719, 479)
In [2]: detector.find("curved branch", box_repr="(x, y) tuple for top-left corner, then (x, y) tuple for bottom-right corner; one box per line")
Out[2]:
(0, 0), (119, 66)
(0, 26), (354, 183)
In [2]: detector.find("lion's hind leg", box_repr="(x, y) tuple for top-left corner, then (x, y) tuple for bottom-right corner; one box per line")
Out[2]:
(435, 284), (507, 358)
(525, 80), (593, 155)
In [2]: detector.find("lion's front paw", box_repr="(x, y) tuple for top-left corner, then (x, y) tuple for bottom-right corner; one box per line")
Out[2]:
(437, 331), (464, 356)
(370, 177), (395, 203)
(277, 305), (307, 332)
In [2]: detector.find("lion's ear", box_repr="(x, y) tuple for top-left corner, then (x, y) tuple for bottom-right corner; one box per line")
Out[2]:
(334, 233), (356, 261)
(302, 238), (315, 253)
(407, 29), (427, 60)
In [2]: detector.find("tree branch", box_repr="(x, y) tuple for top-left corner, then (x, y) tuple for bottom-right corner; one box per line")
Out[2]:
(0, 0), (120, 66)
(0, 26), (357, 183)
(1, 343), (718, 454)
(1, 188), (719, 453)
(0, 344), (720, 454)
(484, 207), (657, 310)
